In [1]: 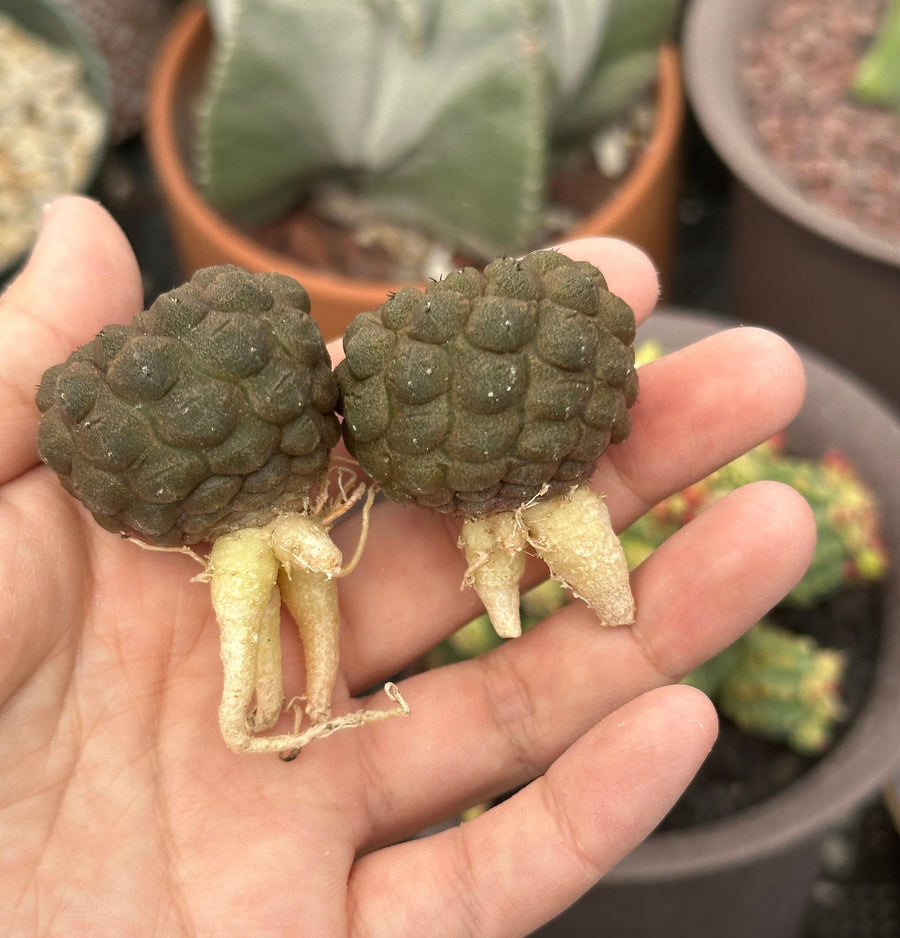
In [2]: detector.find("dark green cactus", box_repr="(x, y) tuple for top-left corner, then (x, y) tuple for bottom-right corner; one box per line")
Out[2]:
(35, 265), (408, 756)
(336, 249), (638, 516)
(36, 265), (340, 546)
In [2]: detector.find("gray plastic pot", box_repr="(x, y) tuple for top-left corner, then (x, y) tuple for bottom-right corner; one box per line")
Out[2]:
(682, 0), (900, 410)
(533, 309), (900, 938)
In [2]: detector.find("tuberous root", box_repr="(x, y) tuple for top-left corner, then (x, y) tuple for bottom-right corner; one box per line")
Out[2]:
(460, 511), (528, 638)
(459, 483), (635, 638)
(206, 488), (407, 756)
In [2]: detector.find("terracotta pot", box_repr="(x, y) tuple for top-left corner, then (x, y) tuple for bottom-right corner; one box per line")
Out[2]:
(145, 3), (684, 342)
(682, 0), (900, 410)
(534, 309), (900, 938)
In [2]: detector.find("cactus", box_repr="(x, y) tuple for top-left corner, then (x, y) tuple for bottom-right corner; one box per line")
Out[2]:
(621, 436), (889, 608)
(37, 266), (409, 757)
(617, 378), (888, 755)
(196, 0), (678, 259)
(336, 249), (639, 638)
(694, 621), (846, 756)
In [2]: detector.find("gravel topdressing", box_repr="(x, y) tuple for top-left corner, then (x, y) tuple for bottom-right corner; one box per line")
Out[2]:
(740, 0), (900, 245)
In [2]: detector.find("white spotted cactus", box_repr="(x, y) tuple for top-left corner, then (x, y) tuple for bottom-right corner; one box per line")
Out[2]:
(197, 0), (678, 258)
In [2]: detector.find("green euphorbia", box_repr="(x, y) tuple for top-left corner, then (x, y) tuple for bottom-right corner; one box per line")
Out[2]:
(621, 436), (888, 608)
(685, 621), (845, 755)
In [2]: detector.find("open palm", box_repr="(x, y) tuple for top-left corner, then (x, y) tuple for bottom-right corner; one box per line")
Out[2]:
(0, 198), (815, 937)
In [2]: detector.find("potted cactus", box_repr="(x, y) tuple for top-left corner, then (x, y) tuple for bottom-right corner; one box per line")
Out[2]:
(145, 0), (684, 340)
(682, 0), (900, 409)
(623, 431), (886, 762)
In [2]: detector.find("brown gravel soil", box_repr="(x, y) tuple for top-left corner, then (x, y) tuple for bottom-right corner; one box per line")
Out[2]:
(660, 582), (884, 832)
(250, 202), (478, 283)
(740, 0), (900, 244)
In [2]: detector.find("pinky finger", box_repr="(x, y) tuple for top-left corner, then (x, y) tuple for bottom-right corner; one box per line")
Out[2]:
(347, 684), (717, 938)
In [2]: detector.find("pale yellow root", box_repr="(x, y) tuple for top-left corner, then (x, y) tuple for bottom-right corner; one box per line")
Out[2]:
(251, 585), (286, 731)
(520, 484), (635, 626)
(209, 527), (281, 752)
(271, 512), (342, 578)
(278, 564), (340, 724)
(228, 683), (410, 758)
(207, 496), (408, 756)
(459, 511), (528, 638)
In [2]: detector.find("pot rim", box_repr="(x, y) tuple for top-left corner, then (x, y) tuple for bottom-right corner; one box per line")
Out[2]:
(682, 0), (900, 271)
(607, 309), (900, 881)
(146, 3), (683, 295)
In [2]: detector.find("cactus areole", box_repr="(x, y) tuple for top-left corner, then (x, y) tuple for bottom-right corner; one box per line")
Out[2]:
(336, 249), (639, 638)
(35, 265), (408, 758)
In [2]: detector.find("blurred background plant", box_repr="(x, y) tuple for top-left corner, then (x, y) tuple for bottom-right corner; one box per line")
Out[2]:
(0, 0), (109, 273)
(56, 0), (179, 143)
(195, 0), (679, 270)
(852, 0), (900, 111)
(429, 343), (890, 758)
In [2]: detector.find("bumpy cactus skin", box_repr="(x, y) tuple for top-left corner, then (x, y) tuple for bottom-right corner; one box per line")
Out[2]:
(337, 249), (638, 515)
(338, 248), (638, 637)
(36, 266), (407, 757)
(709, 622), (846, 756)
(36, 265), (340, 546)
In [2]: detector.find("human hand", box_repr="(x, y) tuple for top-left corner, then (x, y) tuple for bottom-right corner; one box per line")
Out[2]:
(0, 197), (815, 936)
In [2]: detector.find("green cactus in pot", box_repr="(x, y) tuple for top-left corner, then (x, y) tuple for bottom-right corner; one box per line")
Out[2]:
(685, 621), (846, 756)
(195, 0), (678, 262)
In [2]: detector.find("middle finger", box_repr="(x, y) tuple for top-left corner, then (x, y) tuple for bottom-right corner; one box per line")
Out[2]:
(341, 479), (815, 850)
